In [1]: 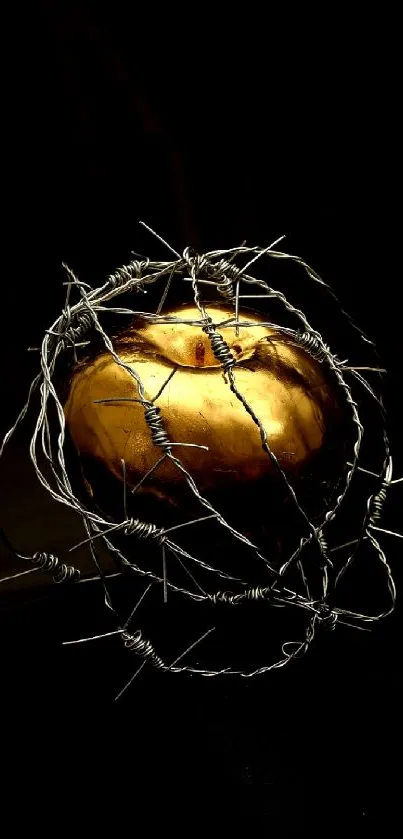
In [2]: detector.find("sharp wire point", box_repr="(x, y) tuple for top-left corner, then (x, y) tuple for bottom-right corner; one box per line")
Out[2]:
(63, 629), (122, 646)
(0, 568), (39, 584)
(123, 583), (153, 630)
(167, 627), (216, 671)
(151, 367), (178, 403)
(235, 279), (240, 337)
(162, 513), (218, 535)
(69, 521), (124, 552)
(115, 660), (147, 701)
(139, 221), (181, 258)
(370, 526), (403, 540)
(121, 458), (128, 520)
(166, 543), (207, 596)
(156, 267), (175, 315)
(162, 544), (168, 603)
(130, 454), (167, 495)
(241, 234), (286, 274)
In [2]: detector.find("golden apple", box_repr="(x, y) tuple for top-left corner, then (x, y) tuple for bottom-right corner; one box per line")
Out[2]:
(63, 305), (345, 536)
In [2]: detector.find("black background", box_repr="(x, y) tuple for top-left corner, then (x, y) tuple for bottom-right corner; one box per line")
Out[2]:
(1, 3), (402, 834)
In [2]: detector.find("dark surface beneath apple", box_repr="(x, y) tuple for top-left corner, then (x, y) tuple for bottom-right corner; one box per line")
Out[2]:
(2, 6), (402, 835)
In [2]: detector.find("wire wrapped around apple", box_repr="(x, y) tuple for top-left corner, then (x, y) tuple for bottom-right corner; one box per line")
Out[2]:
(0, 230), (395, 684)
(63, 304), (346, 569)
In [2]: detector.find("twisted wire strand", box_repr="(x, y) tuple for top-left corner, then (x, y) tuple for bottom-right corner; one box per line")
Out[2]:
(107, 258), (150, 290)
(57, 309), (93, 351)
(368, 455), (393, 527)
(123, 518), (166, 543)
(202, 317), (237, 374)
(121, 629), (165, 670)
(118, 613), (321, 680)
(334, 453), (395, 603)
(0, 530), (81, 585)
(143, 404), (172, 453)
(31, 551), (81, 583)
(210, 256), (243, 301)
(293, 331), (332, 364)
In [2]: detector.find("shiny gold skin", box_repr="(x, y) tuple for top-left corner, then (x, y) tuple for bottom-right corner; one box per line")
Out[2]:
(64, 305), (341, 502)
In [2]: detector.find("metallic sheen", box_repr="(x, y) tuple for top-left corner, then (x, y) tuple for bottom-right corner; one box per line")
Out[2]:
(64, 305), (342, 505)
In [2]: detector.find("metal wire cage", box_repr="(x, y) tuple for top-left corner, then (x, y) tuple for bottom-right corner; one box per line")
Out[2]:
(0, 225), (400, 694)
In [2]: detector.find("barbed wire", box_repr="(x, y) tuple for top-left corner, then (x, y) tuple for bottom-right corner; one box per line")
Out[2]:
(1, 225), (400, 691)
